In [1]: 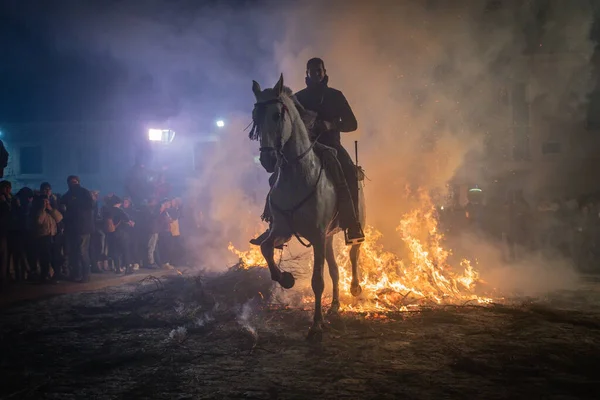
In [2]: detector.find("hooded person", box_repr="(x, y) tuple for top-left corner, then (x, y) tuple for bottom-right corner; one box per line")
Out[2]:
(250, 57), (365, 247)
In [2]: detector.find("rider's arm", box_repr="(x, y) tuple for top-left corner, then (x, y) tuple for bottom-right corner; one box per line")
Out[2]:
(335, 91), (358, 133)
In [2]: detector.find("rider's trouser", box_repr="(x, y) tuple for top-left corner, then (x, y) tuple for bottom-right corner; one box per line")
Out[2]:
(261, 143), (359, 230)
(325, 142), (359, 216)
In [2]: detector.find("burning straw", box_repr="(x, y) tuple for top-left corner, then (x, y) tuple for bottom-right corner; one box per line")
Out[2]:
(229, 190), (494, 312)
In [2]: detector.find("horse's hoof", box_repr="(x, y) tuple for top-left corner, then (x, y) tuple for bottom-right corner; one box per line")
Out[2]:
(350, 284), (362, 297)
(306, 326), (323, 342)
(279, 271), (295, 289)
(327, 301), (340, 316)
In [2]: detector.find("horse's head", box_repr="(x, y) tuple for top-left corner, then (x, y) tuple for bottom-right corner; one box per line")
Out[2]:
(250, 74), (295, 172)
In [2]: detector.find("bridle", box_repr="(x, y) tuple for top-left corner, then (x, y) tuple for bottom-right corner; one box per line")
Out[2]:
(250, 97), (318, 167)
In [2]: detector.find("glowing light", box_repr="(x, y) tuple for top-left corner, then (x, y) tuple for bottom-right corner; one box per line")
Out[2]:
(148, 129), (163, 141)
(148, 129), (175, 143)
(216, 120), (225, 128)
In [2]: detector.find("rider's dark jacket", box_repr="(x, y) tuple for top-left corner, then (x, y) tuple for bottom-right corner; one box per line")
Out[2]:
(295, 76), (357, 148)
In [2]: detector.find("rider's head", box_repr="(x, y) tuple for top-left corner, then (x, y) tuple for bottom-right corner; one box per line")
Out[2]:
(306, 58), (326, 85)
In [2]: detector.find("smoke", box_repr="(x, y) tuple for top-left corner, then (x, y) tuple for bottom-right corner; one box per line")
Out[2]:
(449, 233), (580, 297)
(32, 1), (597, 293)
(272, 0), (597, 239)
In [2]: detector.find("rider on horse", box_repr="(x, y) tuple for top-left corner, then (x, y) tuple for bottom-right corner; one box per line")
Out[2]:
(250, 57), (366, 246)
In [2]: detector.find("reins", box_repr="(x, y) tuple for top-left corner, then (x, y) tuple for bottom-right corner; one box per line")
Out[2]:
(251, 95), (323, 247)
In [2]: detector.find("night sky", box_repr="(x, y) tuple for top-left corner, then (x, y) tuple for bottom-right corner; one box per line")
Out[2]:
(3, 0), (600, 126)
(0, 0), (267, 124)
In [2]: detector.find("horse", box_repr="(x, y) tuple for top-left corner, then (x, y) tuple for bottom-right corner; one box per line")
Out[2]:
(250, 74), (365, 341)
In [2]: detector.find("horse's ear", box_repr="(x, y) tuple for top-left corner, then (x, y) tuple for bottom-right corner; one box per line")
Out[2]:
(274, 74), (284, 96)
(252, 80), (262, 98)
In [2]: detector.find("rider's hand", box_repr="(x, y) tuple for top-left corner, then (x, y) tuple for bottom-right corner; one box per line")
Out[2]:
(322, 120), (335, 130)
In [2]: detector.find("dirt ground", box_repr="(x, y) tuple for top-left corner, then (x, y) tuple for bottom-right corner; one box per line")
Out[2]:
(1, 267), (600, 400)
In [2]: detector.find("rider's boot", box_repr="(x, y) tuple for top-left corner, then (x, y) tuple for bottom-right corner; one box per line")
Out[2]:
(249, 228), (286, 250)
(249, 206), (286, 250)
(250, 229), (271, 246)
(337, 190), (365, 245)
(316, 145), (365, 245)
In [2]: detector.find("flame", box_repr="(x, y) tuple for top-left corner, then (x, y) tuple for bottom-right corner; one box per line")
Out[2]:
(228, 241), (268, 268)
(335, 189), (491, 311)
(228, 189), (492, 310)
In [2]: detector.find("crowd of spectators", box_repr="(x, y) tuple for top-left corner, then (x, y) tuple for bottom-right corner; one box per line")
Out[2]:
(0, 173), (188, 290)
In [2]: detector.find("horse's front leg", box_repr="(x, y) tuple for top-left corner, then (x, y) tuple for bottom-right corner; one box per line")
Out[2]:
(325, 236), (340, 315)
(260, 228), (295, 289)
(307, 235), (326, 342)
(350, 243), (362, 296)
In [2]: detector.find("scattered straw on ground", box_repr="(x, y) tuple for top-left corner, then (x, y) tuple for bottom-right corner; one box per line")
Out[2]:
(1, 267), (600, 399)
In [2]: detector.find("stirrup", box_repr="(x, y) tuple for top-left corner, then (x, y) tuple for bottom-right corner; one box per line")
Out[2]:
(344, 230), (365, 246)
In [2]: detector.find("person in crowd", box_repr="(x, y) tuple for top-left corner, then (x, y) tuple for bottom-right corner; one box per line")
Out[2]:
(31, 194), (63, 283)
(0, 180), (12, 289)
(158, 198), (173, 268)
(41, 182), (66, 277)
(90, 190), (108, 273)
(122, 196), (141, 270)
(104, 196), (135, 274)
(169, 198), (184, 266)
(61, 175), (94, 283)
(11, 187), (34, 281)
(140, 197), (161, 269)
(40, 182), (59, 209)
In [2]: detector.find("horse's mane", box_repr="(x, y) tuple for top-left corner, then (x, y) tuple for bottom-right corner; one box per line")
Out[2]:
(282, 86), (306, 114)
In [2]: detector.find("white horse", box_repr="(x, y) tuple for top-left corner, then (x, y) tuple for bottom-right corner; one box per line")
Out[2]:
(250, 74), (364, 341)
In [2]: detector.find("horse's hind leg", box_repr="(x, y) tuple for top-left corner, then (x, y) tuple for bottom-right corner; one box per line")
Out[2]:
(307, 235), (326, 342)
(325, 236), (340, 315)
(350, 243), (362, 296)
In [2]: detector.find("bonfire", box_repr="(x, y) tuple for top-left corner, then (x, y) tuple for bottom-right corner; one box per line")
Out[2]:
(229, 190), (491, 312)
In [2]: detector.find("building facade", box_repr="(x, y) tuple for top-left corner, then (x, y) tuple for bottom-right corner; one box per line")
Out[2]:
(0, 121), (219, 196)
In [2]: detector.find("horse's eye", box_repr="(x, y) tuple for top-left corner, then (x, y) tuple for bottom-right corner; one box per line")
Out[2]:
(272, 112), (281, 122)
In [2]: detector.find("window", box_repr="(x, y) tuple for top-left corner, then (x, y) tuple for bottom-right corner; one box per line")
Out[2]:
(542, 142), (561, 155)
(78, 146), (100, 174)
(19, 146), (43, 174)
